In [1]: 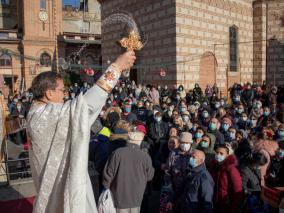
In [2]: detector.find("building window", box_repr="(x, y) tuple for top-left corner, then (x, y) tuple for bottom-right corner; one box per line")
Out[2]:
(40, 52), (51, 67)
(229, 26), (238, 72)
(1, 0), (9, 5)
(40, 0), (46, 9)
(0, 53), (12, 67)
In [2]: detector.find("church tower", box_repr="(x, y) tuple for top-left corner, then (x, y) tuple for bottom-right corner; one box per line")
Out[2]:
(21, 0), (63, 87)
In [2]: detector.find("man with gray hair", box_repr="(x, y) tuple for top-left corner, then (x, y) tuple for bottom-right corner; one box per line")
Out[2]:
(181, 149), (214, 213)
(103, 121), (154, 213)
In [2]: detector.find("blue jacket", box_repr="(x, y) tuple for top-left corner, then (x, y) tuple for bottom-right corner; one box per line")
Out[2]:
(181, 163), (214, 213)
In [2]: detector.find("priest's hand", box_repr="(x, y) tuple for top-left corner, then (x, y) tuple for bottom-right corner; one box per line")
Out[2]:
(114, 51), (136, 71)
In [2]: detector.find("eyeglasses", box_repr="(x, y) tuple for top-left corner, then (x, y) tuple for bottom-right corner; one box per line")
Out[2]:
(55, 88), (67, 93)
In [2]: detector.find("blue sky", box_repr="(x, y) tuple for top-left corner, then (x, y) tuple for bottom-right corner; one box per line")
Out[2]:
(62, 0), (80, 6)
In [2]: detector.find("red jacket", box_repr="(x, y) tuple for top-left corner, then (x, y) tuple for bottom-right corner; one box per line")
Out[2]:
(209, 155), (243, 213)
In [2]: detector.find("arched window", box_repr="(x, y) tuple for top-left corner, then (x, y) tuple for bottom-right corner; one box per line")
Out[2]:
(0, 53), (12, 67)
(229, 26), (238, 72)
(40, 52), (51, 67)
(40, 0), (46, 9)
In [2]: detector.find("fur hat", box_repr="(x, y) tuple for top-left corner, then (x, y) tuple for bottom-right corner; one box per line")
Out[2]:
(180, 132), (193, 144)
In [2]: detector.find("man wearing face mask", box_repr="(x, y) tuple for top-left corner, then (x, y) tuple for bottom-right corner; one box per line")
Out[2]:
(207, 118), (225, 146)
(233, 103), (245, 123)
(199, 109), (211, 129)
(237, 112), (250, 130)
(121, 100), (137, 123)
(174, 150), (214, 213)
(164, 132), (193, 212)
(258, 106), (274, 128)
(226, 127), (237, 145)
(220, 117), (232, 141)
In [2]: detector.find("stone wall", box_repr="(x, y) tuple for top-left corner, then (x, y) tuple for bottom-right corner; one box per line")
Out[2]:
(101, 0), (177, 86)
(265, 0), (284, 86)
(253, 0), (267, 84)
(175, 0), (254, 94)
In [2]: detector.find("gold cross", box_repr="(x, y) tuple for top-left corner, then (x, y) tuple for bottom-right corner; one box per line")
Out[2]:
(119, 30), (143, 51)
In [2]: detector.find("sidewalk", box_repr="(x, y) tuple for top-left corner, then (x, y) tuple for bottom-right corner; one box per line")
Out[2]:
(0, 163), (36, 213)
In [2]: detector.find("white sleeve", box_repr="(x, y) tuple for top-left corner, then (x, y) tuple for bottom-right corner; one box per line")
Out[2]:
(83, 85), (108, 110)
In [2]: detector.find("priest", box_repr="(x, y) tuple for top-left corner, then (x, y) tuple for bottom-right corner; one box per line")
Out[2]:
(27, 51), (136, 213)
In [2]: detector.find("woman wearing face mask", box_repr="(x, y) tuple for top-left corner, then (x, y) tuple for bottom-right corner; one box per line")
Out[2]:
(199, 110), (211, 129)
(248, 115), (260, 135)
(220, 117), (232, 139)
(227, 127), (237, 143)
(193, 127), (205, 146)
(164, 132), (193, 212)
(209, 145), (243, 213)
(181, 111), (192, 131)
(172, 116), (184, 133)
(237, 112), (250, 130)
(196, 134), (216, 167)
(257, 106), (273, 127)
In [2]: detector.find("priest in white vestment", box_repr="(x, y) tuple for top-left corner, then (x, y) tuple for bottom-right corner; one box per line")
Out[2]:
(27, 51), (136, 213)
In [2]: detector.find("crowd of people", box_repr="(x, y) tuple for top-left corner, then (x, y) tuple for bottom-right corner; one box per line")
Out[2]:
(4, 79), (284, 213)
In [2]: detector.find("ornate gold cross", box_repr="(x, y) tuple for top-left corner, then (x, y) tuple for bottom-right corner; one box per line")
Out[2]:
(119, 30), (143, 51)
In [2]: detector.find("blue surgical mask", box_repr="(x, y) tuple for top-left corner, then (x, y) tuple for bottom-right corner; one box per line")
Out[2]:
(124, 107), (131, 113)
(278, 131), (284, 138)
(215, 154), (225, 163)
(209, 123), (217, 131)
(277, 150), (284, 158)
(195, 132), (203, 139)
(237, 108), (244, 114)
(200, 141), (209, 148)
(180, 107), (186, 113)
(263, 112), (270, 117)
(189, 157), (197, 168)
(222, 123), (229, 131)
(155, 117), (162, 123)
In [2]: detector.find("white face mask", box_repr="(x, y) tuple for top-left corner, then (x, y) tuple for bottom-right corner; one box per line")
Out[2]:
(180, 143), (191, 152)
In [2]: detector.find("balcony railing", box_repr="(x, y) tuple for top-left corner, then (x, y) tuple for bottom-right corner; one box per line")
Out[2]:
(62, 10), (101, 22)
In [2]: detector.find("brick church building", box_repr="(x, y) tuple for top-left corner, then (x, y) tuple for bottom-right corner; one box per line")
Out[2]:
(100, 0), (284, 95)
